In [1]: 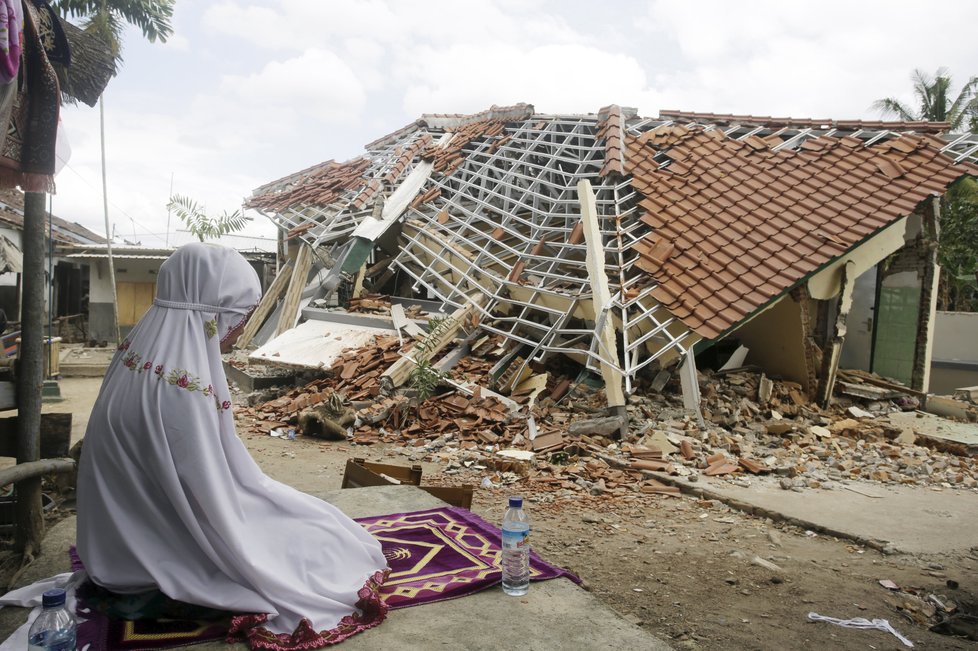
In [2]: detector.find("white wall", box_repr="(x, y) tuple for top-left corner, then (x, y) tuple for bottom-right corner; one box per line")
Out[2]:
(933, 311), (978, 363)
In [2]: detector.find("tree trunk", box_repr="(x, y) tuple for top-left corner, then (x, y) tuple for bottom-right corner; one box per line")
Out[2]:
(15, 192), (47, 556)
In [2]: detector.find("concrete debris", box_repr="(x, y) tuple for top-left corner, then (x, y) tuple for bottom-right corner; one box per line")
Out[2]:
(233, 333), (978, 500)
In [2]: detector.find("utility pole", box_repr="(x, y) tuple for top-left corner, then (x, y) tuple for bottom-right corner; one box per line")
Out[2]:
(100, 96), (120, 344)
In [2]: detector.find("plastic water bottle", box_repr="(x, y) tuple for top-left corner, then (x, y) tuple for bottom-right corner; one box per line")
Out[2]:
(27, 589), (76, 651)
(501, 496), (530, 596)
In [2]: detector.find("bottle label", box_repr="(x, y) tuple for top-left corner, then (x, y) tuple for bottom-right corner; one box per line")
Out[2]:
(502, 527), (530, 549)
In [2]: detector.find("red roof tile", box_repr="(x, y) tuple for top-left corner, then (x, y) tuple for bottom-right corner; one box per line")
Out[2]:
(658, 110), (951, 134)
(628, 125), (978, 339)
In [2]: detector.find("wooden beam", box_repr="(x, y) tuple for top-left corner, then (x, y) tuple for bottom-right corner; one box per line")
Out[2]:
(912, 199), (941, 393)
(236, 258), (294, 349)
(817, 260), (856, 408)
(577, 180), (625, 409)
(381, 296), (483, 391)
(275, 245), (314, 337)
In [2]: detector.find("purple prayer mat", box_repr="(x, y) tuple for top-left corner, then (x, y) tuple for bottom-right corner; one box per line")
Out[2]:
(359, 505), (579, 608)
(71, 506), (579, 649)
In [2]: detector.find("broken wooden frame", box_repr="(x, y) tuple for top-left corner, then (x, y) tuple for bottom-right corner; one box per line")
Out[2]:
(340, 457), (473, 509)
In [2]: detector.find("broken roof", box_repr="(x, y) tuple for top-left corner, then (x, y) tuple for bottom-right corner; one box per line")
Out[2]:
(248, 105), (978, 390)
(0, 188), (106, 245)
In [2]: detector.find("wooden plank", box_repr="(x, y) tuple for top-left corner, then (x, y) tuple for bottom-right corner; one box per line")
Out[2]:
(275, 245), (314, 337)
(577, 180), (625, 409)
(421, 485), (474, 509)
(236, 258), (294, 349)
(0, 413), (72, 458)
(340, 458), (423, 489)
(381, 295), (484, 391)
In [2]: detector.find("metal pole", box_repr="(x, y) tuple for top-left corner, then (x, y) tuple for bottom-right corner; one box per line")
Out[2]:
(100, 96), (120, 344)
(47, 195), (53, 377)
(15, 192), (47, 555)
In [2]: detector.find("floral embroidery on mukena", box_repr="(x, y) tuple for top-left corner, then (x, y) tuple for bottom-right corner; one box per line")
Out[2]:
(205, 318), (218, 339)
(118, 339), (232, 412)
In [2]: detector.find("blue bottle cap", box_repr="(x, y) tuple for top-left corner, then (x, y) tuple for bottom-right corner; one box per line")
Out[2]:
(508, 496), (522, 508)
(41, 589), (66, 608)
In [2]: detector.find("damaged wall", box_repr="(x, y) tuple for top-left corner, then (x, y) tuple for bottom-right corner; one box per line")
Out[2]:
(733, 292), (813, 393)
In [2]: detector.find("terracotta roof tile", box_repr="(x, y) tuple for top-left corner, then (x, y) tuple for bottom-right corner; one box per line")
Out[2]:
(627, 125), (978, 339)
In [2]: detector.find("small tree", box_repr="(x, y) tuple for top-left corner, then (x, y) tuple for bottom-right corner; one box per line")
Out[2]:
(938, 179), (978, 311)
(167, 195), (253, 242)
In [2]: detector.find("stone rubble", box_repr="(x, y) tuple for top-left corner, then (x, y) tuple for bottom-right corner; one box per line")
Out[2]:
(232, 334), (978, 498)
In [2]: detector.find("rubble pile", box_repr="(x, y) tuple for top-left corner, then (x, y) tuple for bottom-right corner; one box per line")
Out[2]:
(234, 336), (978, 498)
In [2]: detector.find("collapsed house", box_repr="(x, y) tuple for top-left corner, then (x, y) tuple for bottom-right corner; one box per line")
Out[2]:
(243, 104), (978, 423)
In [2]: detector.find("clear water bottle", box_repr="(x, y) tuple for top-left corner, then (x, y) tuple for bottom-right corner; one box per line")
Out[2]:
(501, 496), (530, 596)
(27, 589), (76, 651)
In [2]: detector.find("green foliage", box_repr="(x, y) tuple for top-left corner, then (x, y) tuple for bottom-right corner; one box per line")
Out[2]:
(938, 179), (978, 311)
(408, 358), (442, 402)
(413, 315), (455, 361)
(872, 68), (978, 133)
(51, 0), (174, 61)
(167, 194), (253, 242)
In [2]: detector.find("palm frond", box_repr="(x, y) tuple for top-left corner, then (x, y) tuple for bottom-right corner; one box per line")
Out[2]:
(870, 97), (917, 122)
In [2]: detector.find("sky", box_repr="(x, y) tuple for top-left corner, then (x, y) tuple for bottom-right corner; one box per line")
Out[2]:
(52, 0), (978, 250)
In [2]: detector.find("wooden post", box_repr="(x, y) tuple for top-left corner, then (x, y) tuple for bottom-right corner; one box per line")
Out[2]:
(679, 351), (706, 427)
(577, 180), (626, 417)
(275, 244), (313, 337)
(235, 258), (294, 349)
(912, 199), (941, 393)
(817, 260), (856, 408)
(16, 192), (47, 555)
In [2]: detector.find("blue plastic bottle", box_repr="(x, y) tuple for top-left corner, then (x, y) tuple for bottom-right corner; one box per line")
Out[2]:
(27, 589), (76, 651)
(501, 496), (530, 596)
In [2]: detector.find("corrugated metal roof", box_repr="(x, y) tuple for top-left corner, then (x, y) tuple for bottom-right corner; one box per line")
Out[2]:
(65, 253), (170, 260)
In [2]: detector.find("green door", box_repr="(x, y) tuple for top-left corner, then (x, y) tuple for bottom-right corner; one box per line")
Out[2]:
(871, 273), (920, 385)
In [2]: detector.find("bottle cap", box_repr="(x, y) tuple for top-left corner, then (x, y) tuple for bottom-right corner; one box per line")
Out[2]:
(41, 589), (66, 608)
(508, 496), (522, 508)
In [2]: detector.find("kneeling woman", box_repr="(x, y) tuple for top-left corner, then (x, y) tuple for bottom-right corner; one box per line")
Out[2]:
(76, 243), (389, 649)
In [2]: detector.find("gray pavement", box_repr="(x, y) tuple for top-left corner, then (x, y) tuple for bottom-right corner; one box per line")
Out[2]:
(0, 485), (673, 650)
(654, 472), (978, 555)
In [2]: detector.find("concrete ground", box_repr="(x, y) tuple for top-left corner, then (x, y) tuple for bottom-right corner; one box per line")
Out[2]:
(0, 486), (673, 651)
(652, 471), (978, 555)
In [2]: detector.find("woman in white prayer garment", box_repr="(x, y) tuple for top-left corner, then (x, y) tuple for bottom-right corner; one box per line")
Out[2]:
(76, 243), (389, 650)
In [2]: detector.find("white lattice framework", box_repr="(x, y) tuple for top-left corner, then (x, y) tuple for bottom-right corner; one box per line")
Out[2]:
(251, 111), (978, 393)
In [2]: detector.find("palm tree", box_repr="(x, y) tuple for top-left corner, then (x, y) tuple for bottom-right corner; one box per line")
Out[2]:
(51, 0), (174, 343)
(872, 68), (978, 133)
(167, 195), (253, 242)
(52, 0), (174, 57)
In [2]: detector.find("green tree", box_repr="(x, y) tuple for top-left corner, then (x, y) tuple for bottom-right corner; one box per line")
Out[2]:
(167, 195), (253, 242)
(872, 68), (978, 133)
(875, 70), (978, 311)
(938, 178), (978, 311)
(51, 0), (174, 58)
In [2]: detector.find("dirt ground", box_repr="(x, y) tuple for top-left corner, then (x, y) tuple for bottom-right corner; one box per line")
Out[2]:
(23, 377), (978, 649)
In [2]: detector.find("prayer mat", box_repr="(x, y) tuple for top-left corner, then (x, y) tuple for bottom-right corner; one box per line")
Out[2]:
(71, 506), (578, 649)
(359, 506), (579, 608)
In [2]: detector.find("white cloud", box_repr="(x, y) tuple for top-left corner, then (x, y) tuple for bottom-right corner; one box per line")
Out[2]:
(219, 49), (368, 123)
(53, 0), (978, 247)
(401, 43), (649, 115)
